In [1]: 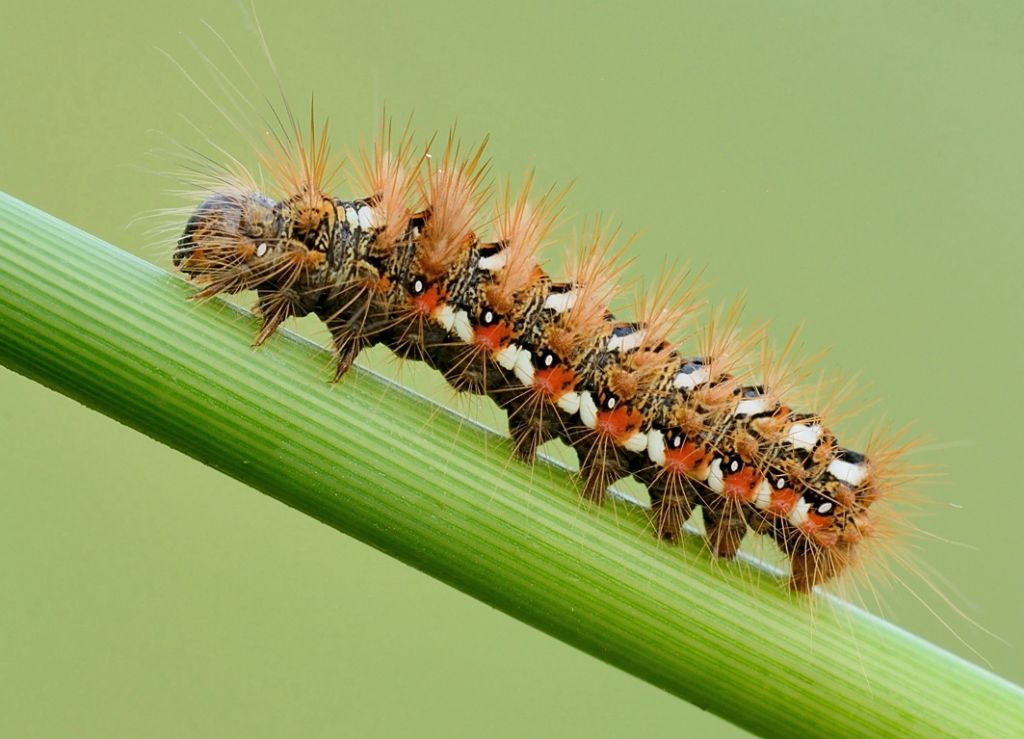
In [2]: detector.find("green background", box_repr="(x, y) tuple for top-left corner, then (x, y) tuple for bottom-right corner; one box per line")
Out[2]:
(2, 2), (1022, 737)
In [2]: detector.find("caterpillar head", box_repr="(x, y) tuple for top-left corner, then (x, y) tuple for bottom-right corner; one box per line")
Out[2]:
(174, 190), (287, 293)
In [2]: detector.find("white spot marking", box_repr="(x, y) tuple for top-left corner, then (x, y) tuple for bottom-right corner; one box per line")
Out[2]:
(607, 328), (647, 352)
(513, 349), (535, 386)
(674, 366), (710, 390)
(255, 242), (268, 257)
(495, 343), (520, 371)
(357, 206), (377, 230)
(452, 310), (474, 344)
(345, 207), (359, 229)
(828, 459), (868, 487)
(817, 501), (834, 515)
(647, 430), (666, 465)
(734, 397), (771, 417)
(435, 304), (456, 332)
(579, 392), (598, 429)
(787, 423), (822, 451)
(754, 479), (773, 510)
(543, 290), (578, 314)
(707, 458), (725, 494)
(788, 500), (811, 528)
(624, 432), (648, 453)
(478, 249), (508, 271)
(557, 391), (581, 415)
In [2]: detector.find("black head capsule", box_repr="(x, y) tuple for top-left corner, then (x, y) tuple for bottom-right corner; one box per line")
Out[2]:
(175, 193), (239, 268)
(174, 191), (280, 274)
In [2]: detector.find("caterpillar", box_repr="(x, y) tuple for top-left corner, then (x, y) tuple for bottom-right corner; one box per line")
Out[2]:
(172, 119), (907, 593)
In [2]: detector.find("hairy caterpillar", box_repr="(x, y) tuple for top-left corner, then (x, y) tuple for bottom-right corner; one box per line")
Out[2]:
(8, 6), (1024, 738)
(172, 115), (910, 593)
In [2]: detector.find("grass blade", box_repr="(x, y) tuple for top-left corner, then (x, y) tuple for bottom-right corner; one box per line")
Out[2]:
(1, 191), (1021, 738)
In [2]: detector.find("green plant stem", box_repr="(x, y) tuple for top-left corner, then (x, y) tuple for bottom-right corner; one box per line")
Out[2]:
(0, 191), (1020, 738)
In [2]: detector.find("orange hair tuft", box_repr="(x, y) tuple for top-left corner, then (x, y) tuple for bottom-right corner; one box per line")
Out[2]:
(417, 132), (491, 279)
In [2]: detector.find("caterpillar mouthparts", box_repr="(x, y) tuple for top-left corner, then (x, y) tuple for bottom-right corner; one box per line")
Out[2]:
(174, 129), (904, 593)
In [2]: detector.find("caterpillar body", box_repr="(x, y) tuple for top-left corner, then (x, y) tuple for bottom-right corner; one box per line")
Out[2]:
(173, 124), (903, 593)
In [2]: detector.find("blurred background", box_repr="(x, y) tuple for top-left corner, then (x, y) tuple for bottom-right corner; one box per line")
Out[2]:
(2, 2), (1022, 736)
